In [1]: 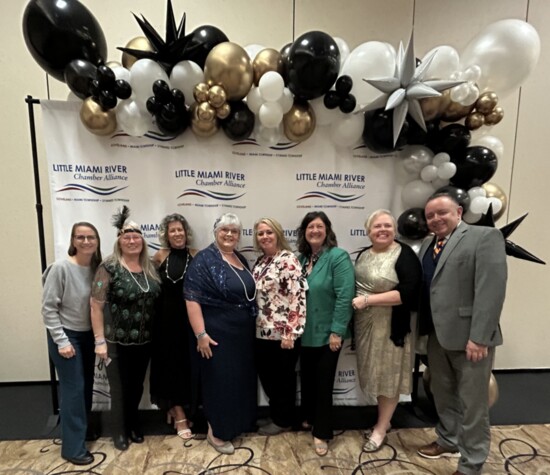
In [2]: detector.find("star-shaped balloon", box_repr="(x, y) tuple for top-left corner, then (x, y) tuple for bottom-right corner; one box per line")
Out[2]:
(359, 33), (463, 146)
(473, 205), (545, 264)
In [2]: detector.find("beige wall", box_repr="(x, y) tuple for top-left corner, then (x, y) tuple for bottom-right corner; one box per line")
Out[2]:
(2, 0), (548, 381)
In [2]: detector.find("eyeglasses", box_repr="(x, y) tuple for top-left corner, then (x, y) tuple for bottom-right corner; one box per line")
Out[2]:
(219, 228), (240, 235)
(120, 234), (141, 242)
(74, 235), (97, 242)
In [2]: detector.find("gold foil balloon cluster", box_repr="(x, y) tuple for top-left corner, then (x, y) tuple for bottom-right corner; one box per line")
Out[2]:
(190, 83), (230, 137)
(465, 92), (504, 130)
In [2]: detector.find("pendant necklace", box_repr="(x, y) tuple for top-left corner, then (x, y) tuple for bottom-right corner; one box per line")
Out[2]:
(121, 258), (150, 293)
(165, 250), (190, 284)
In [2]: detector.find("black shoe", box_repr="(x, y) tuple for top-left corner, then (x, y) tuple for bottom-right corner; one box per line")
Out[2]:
(113, 434), (129, 451)
(63, 451), (94, 465)
(129, 429), (144, 443)
(85, 429), (100, 441)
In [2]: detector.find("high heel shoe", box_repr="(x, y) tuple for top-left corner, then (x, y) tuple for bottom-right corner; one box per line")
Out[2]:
(167, 412), (193, 440)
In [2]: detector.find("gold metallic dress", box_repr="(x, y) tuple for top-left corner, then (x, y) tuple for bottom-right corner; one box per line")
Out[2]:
(354, 243), (412, 400)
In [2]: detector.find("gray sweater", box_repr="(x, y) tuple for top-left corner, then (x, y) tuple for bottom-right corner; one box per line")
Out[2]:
(42, 259), (94, 349)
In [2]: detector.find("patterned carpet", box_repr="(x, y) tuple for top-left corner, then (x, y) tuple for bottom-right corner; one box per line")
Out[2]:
(1, 425), (550, 474)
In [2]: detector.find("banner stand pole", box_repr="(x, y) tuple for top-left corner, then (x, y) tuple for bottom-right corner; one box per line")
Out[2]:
(25, 95), (60, 420)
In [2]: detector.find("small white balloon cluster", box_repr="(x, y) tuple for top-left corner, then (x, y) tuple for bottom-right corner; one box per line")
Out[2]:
(419, 152), (457, 186)
(462, 186), (503, 223)
(246, 72), (293, 145)
(449, 65), (482, 106)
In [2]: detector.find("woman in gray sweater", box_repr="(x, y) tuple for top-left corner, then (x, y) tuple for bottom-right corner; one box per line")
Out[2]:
(42, 222), (102, 466)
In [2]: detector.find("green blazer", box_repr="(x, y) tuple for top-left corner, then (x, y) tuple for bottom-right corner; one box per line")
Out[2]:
(299, 246), (355, 347)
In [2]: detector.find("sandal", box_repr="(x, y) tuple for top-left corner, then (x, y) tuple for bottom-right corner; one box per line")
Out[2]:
(313, 438), (328, 457)
(363, 435), (388, 453)
(363, 423), (392, 439)
(174, 419), (194, 440)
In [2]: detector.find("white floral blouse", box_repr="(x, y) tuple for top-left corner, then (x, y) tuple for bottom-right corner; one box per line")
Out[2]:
(253, 249), (307, 340)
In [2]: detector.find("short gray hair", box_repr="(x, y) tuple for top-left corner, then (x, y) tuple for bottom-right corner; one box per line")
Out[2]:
(365, 209), (397, 233)
(213, 213), (242, 236)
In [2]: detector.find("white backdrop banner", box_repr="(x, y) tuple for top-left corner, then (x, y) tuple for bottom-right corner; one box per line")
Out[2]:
(41, 100), (407, 407)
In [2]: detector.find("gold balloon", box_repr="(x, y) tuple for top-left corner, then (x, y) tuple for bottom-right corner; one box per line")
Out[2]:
(465, 112), (485, 130)
(80, 98), (117, 136)
(482, 182), (508, 221)
(484, 106), (504, 125)
(197, 102), (216, 122)
(253, 48), (284, 85)
(194, 83), (209, 103)
(208, 85), (227, 108)
(204, 42), (253, 101)
(191, 119), (219, 137)
(283, 103), (316, 143)
(121, 36), (154, 69)
(216, 102), (231, 120)
(441, 97), (475, 122)
(488, 373), (499, 408)
(476, 91), (499, 115)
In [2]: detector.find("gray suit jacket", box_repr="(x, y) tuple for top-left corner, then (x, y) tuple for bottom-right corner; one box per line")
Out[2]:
(419, 222), (507, 351)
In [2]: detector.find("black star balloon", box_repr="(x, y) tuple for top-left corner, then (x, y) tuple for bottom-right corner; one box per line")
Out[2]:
(473, 205), (545, 264)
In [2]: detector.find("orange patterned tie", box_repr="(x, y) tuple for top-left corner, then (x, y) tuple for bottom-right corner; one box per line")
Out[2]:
(433, 238), (445, 259)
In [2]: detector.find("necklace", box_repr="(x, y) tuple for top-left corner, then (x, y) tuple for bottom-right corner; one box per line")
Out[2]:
(165, 250), (190, 284)
(254, 253), (276, 282)
(121, 258), (150, 293)
(225, 258), (257, 302)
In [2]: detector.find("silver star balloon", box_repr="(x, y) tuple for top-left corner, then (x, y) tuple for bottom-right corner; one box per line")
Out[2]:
(360, 33), (463, 145)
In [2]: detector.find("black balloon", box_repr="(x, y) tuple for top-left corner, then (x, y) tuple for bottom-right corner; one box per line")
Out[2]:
(22, 0), (107, 82)
(407, 118), (440, 145)
(153, 80), (171, 102)
(427, 123), (471, 156)
(323, 91), (340, 110)
(279, 42), (292, 84)
(363, 108), (408, 153)
(114, 80), (132, 100)
(146, 96), (162, 115)
(335, 75), (353, 96)
(397, 208), (429, 240)
(156, 103), (189, 136)
(285, 31), (340, 100)
(221, 101), (255, 141)
(64, 59), (97, 99)
(434, 185), (471, 212)
(339, 94), (356, 114)
(98, 90), (117, 110)
(96, 65), (116, 89)
(450, 146), (498, 189)
(184, 25), (229, 69)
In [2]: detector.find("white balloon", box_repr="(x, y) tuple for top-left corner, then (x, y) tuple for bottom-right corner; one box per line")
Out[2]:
(468, 186), (486, 199)
(400, 145), (434, 174)
(170, 60), (204, 106)
(130, 59), (170, 105)
(341, 41), (396, 109)
(437, 162), (457, 180)
(460, 84), (480, 106)
(259, 71), (284, 102)
(329, 113), (364, 147)
(309, 97), (338, 126)
(432, 152), (451, 166)
(246, 87), (263, 114)
(422, 45), (460, 79)
(462, 64), (482, 82)
(420, 165), (438, 182)
(244, 44), (266, 62)
(431, 178), (449, 190)
(111, 66), (131, 82)
(460, 19), (541, 96)
(463, 209), (482, 224)
(279, 88), (294, 114)
(450, 83), (469, 103)
(488, 197), (503, 214)
(470, 196), (489, 214)
(333, 37), (350, 69)
(401, 180), (435, 208)
(259, 101), (283, 128)
(116, 99), (151, 136)
(255, 123), (281, 147)
(471, 135), (504, 161)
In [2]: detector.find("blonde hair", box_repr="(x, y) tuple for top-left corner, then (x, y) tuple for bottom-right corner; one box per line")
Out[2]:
(253, 217), (291, 253)
(365, 209), (397, 233)
(107, 234), (160, 282)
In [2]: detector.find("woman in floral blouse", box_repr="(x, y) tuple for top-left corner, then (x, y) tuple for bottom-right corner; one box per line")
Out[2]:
(252, 217), (307, 436)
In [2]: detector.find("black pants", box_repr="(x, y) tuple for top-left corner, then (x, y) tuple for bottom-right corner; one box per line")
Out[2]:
(300, 344), (341, 440)
(256, 338), (300, 428)
(106, 342), (151, 437)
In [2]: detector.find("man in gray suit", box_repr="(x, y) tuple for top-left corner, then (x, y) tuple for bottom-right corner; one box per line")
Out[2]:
(417, 193), (507, 475)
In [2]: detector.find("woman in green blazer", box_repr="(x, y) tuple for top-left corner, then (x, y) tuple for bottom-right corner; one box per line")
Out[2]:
(297, 211), (355, 456)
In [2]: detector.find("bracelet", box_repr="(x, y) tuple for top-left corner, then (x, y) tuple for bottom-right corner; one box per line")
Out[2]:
(94, 339), (106, 346)
(195, 331), (207, 339)
(364, 295), (369, 308)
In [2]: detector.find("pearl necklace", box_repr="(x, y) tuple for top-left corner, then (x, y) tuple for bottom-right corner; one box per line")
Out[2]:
(219, 250), (257, 302)
(165, 250), (189, 284)
(121, 258), (150, 293)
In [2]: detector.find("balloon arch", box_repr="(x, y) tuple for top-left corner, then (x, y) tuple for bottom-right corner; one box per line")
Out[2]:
(22, 0), (544, 257)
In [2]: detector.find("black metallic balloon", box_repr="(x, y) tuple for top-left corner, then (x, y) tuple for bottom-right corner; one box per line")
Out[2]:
(64, 59), (97, 99)
(22, 0), (107, 82)
(397, 208), (429, 240)
(450, 146), (498, 189)
(184, 25), (229, 69)
(285, 31), (340, 100)
(221, 101), (255, 141)
(363, 108), (408, 153)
